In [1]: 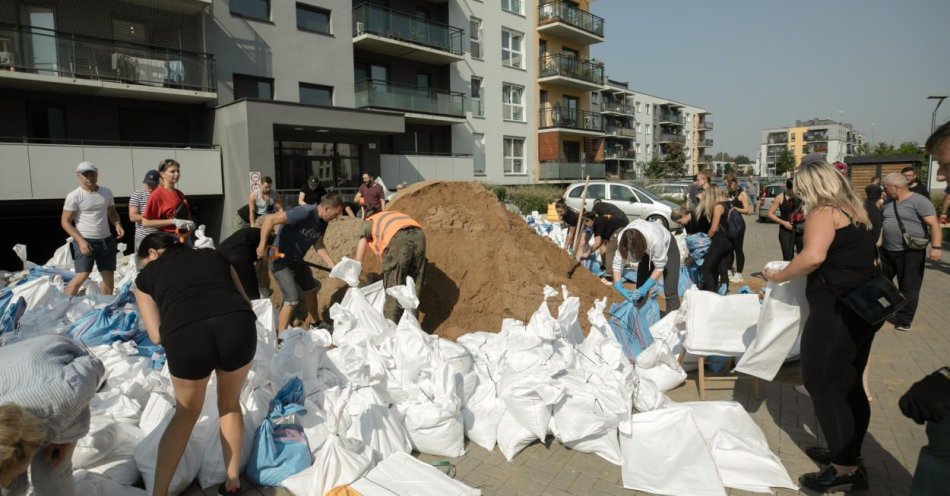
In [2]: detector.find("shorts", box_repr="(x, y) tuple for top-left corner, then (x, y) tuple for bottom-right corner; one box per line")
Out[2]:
(271, 261), (319, 306)
(162, 311), (256, 380)
(72, 236), (117, 274)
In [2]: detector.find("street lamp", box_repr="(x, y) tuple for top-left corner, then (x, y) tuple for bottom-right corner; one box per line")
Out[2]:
(927, 95), (947, 182)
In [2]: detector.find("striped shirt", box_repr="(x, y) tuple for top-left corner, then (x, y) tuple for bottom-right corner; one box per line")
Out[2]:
(130, 188), (157, 243)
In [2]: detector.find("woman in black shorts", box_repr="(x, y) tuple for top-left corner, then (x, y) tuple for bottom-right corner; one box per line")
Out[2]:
(134, 232), (256, 496)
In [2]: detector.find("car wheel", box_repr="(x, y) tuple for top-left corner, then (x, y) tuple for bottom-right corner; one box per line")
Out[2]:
(647, 214), (669, 230)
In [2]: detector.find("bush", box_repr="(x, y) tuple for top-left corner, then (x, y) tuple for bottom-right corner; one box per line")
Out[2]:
(504, 185), (564, 215)
(491, 186), (507, 202)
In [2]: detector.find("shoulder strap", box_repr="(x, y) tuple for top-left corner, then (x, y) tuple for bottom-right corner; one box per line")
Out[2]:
(892, 201), (909, 236)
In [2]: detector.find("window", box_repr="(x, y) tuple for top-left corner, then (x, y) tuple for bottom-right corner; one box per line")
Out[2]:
(297, 3), (330, 34)
(501, 29), (523, 68)
(501, 0), (523, 15)
(473, 133), (486, 175)
(503, 137), (525, 174)
(646, 144), (651, 154)
(591, 92), (600, 105)
(231, 0), (270, 21)
(610, 185), (637, 202)
(234, 74), (273, 100)
(569, 183), (605, 200)
(28, 102), (65, 140)
(636, 102), (641, 113)
(299, 83), (333, 106)
(469, 17), (482, 59)
(471, 77), (484, 117)
(502, 83), (524, 121)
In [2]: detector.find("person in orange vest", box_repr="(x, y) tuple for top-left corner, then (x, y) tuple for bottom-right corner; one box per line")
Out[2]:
(354, 211), (427, 323)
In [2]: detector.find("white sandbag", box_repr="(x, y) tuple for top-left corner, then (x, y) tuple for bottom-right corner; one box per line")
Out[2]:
(9, 276), (56, 310)
(349, 451), (482, 496)
(89, 390), (143, 424)
(683, 289), (759, 356)
(634, 341), (686, 393)
(735, 262), (809, 381)
(300, 387), (378, 496)
(344, 386), (412, 459)
(399, 361), (465, 458)
(681, 401), (797, 493)
(251, 298), (278, 359)
(299, 399), (330, 456)
(73, 416), (145, 470)
(556, 286), (585, 345)
(194, 225), (215, 249)
(360, 280), (386, 314)
(498, 369), (564, 442)
(73, 470), (146, 496)
(578, 298), (625, 371)
(551, 370), (625, 465)
(330, 257), (363, 287)
(628, 373), (671, 413)
(385, 276), (419, 310)
(272, 328), (329, 390)
(46, 238), (74, 268)
(333, 285), (391, 346)
(391, 314), (435, 387)
(495, 409), (537, 462)
(138, 391), (175, 435)
(460, 365), (503, 452)
(619, 406), (726, 496)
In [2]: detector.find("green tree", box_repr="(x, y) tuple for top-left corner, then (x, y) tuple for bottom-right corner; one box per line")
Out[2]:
(734, 154), (751, 165)
(873, 142), (896, 155)
(857, 141), (922, 157)
(854, 142), (873, 156)
(644, 157), (667, 179)
(775, 148), (796, 175)
(664, 142), (687, 176)
(724, 163), (737, 176)
(714, 151), (734, 162)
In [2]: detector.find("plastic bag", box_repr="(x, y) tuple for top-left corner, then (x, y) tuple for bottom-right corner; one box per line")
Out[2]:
(194, 225), (215, 249)
(330, 257), (363, 287)
(247, 377), (312, 486)
(608, 299), (654, 362)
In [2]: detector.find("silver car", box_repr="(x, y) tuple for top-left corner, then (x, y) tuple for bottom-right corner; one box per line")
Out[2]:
(647, 183), (690, 203)
(757, 183), (786, 221)
(562, 180), (679, 230)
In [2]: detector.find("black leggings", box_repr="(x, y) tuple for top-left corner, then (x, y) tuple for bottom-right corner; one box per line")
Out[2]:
(778, 227), (803, 261)
(731, 227), (746, 273)
(801, 290), (881, 466)
(162, 311), (257, 380)
(635, 240), (681, 312)
(701, 233), (733, 292)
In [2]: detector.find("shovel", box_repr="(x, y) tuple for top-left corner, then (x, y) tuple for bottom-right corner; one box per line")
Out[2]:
(567, 175), (591, 278)
(263, 245), (332, 272)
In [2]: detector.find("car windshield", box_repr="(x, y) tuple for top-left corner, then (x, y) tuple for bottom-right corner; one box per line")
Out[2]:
(765, 185), (784, 197)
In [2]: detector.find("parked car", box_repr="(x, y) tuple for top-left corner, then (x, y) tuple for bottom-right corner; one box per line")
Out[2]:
(758, 182), (787, 221)
(646, 183), (689, 203)
(562, 180), (679, 230)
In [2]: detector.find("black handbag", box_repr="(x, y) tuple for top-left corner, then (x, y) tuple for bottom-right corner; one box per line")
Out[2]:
(838, 272), (907, 325)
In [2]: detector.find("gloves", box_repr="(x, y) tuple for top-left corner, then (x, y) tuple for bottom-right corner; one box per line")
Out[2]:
(173, 219), (196, 232)
(633, 278), (657, 300)
(899, 369), (950, 424)
(612, 280), (637, 301)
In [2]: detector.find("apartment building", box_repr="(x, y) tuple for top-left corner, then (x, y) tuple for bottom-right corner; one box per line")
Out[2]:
(759, 118), (865, 174)
(534, 0), (606, 182)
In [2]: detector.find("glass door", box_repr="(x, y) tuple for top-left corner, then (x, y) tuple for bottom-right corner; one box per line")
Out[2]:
(22, 7), (58, 75)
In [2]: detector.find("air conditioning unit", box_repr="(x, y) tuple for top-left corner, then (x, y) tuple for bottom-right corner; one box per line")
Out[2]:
(355, 21), (365, 35)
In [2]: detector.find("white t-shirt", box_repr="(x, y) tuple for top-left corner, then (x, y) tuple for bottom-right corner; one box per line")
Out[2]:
(63, 186), (115, 239)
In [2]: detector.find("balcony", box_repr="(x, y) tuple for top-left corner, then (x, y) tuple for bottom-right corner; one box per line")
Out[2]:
(604, 125), (636, 139)
(658, 112), (684, 126)
(600, 100), (634, 116)
(657, 133), (686, 144)
(767, 135), (789, 144)
(539, 107), (604, 135)
(804, 132), (830, 142)
(355, 79), (466, 123)
(537, 1), (605, 45)
(698, 138), (714, 148)
(0, 23), (215, 102)
(352, 3), (464, 65)
(605, 148), (635, 160)
(0, 140), (221, 201)
(539, 161), (606, 180)
(380, 153), (474, 185)
(538, 54), (604, 91)
(698, 120), (714, 131)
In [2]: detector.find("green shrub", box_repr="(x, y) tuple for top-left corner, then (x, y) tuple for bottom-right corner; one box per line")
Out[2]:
(505, 185), (564, 215)
(491, 186), (508, 202)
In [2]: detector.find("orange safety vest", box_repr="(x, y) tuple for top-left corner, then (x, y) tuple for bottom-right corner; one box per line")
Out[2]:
(366, 211), (421, 256)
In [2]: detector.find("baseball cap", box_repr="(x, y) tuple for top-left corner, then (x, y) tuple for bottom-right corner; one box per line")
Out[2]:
(143, 170), (160, 186)
(308, 175), (319, 185)
(76, 161), (98, 174)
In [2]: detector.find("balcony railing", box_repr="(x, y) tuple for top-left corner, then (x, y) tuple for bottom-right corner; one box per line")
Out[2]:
(604, 125), (636, 138)
(767, 135), (789, 144)
(538, 54), (604, 86)
(657, 133), (686, 144)
(605, 148), (635, 160)
(698, 120), (714, 130)
(537, 1), (605, 38)
(658, 112), (684, 125)
(0, 22), (215, 92)
(470, 98), (484, 117)
(804, 133), (830, 142)
(539, 161), (606, 180)
(352, 3), (464, 56)
(601, 100), (634, 115)
(355, 79), (465, 117)
(699, 138), (714, 147)
(539, 107), (603, 132)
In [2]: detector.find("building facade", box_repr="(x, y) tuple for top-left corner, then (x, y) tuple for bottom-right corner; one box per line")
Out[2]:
(759, 118), (865, 175)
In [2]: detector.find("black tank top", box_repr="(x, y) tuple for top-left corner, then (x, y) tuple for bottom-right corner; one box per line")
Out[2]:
(807, 222), (877, 293)
(729, 190), (743, 209)
(778, 193), (802, 221)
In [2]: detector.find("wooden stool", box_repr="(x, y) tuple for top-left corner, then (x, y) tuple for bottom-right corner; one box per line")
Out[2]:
(680, 352), (761, 400)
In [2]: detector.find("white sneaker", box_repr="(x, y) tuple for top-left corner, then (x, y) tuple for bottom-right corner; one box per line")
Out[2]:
(729, 272), (744, 283)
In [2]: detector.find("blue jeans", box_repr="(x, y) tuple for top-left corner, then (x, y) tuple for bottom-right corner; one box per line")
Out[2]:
(2, 444), (75, 496)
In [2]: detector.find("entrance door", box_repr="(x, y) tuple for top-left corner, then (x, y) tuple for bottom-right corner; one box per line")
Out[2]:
(22, 7), (58, 75)
(562, 95), (579, 127)
(562, 141), (580, 163)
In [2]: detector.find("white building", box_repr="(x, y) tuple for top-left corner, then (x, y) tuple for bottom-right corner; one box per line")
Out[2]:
(759, 118), (865, 174)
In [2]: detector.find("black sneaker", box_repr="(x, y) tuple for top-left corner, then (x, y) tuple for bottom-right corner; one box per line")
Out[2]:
(799, 465), (868, 493)
(217, 483), (239, 495)
(805, 447), (865, 470)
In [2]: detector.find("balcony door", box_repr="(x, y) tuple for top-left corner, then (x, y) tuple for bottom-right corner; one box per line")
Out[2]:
(563, 141), (580, 163)
(21, 7), (58, 75)
(562, 95), (579, 127)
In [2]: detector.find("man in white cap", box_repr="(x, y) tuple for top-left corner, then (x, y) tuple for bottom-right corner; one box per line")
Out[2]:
(61, 161), (124, 296)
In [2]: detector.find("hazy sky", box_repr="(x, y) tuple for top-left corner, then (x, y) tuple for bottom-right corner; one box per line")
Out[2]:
(590, 0), (950, 158)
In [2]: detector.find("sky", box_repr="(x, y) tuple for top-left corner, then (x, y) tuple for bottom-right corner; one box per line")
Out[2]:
(590, 0), (950, 159)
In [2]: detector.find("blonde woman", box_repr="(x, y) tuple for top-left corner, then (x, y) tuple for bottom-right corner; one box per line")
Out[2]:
(695, 184), (735, 292)
(762, 154), (878, 493)
(0, 335), (104, 495)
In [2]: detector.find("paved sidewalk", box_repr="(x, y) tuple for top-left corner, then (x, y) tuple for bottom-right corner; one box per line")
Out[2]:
(186, 218), (949, 496)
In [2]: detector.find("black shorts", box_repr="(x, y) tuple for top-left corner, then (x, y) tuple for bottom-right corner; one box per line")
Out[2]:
(162, 311), (257, 380)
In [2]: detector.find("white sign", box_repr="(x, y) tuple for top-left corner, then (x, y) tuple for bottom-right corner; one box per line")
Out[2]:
(249, 171), (262, 194)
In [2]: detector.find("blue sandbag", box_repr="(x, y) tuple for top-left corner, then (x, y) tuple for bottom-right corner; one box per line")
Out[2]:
(68, 306), (140, 346)
(247, 377), (311, 486)
(608, 296), (656, 361)
(0, 296), (26, 336)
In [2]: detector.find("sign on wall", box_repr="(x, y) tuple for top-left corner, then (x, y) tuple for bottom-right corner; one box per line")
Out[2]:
(249, 171), (262, 194)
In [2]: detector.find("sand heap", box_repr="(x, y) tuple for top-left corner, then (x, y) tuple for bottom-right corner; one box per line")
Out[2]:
(314, 181), (615, 339)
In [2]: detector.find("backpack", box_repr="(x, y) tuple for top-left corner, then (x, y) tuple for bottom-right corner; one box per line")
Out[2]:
(720, 204), (745, 239)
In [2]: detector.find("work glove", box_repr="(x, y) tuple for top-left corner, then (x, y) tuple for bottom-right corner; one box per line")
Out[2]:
(899, 368), (950, 424)
(173, 219), (196, 232)
(633, 278), (657, 301)
(612, 280), (638, 302)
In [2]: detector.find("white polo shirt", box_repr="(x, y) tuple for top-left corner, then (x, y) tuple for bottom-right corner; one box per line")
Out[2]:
(64, 186), (115, 239)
